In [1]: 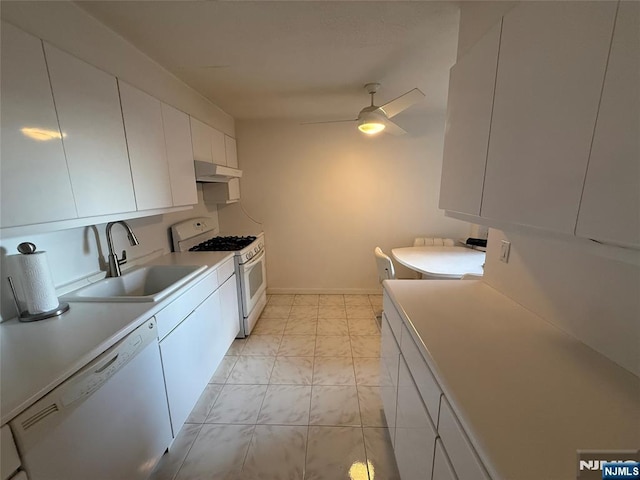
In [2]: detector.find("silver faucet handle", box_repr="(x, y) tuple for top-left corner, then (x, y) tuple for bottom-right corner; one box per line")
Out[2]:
(118, 250), (127, 266)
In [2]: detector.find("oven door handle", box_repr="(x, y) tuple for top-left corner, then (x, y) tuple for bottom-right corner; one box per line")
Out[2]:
(243, 249), (265, 270)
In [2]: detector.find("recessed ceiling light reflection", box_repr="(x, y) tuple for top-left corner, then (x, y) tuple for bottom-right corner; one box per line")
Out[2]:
(21, 127), (64, 141)
(349, 460), (374, 480)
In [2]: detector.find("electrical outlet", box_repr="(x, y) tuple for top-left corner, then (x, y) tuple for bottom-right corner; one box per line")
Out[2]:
(500, 240), (511, 263)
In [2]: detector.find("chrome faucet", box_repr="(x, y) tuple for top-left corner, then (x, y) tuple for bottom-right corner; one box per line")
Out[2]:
(106, 221), (139, 277)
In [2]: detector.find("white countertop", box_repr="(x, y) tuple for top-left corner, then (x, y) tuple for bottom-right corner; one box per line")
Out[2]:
(0, 251), (233, 426)
(384, 280), (639, 480)
(391, 246), (485, 278)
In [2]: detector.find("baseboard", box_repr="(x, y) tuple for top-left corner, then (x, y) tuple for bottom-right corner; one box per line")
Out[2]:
(267, 287), (383, 295)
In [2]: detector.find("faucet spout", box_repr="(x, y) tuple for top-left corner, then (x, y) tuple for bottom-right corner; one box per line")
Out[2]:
(106, 221), (139, 277)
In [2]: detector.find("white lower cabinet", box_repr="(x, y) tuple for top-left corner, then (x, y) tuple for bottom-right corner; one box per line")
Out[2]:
(381, 314), (400, 446)
(159, 270), (239, 436)
(394, 355), (438, 480)
(160, 290), (222, 434)
(383, 292), (491, 480)
(432, 439), (457, 480)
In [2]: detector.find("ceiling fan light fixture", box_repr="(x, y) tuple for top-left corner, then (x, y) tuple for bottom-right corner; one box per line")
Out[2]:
(357, 110), (386, 135)
(358, 120), (385, 135)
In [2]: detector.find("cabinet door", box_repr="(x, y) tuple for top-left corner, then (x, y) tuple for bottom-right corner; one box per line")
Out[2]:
(190, 116), (213, 163)
(576, 2), (640, 247)
(44, 43), (136, 217)
(224, 135), (238, 168)
(439, 20), (501, 216)
(218, 275), (240, 355)
(0, 22), (77, 227)
(432, 439), (457, 480)
(481, 2), (617, 233)
(161, 103), (198, 206)
(119, 81), (173, 210)
(160, 290), (222, 434)
(394, 355), (438, 480)
(381, 314), (401, 446)
(211, 127), (226, 166)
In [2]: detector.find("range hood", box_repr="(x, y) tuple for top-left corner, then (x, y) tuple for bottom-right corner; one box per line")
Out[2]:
(194, 160), (243, 183)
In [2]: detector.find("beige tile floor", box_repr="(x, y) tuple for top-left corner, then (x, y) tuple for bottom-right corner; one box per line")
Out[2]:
(150, 294), (400, 480)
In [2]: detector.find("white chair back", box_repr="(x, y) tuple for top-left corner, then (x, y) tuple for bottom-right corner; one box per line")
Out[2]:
(413, 237), (455, 247)
(374, 247), (396, 283)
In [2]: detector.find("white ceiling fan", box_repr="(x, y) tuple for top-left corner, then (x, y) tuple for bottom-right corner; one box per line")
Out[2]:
(303, 83), (425, 136)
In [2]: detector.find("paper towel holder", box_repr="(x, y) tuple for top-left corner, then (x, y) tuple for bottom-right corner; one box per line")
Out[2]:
(6, 276), (69, 322)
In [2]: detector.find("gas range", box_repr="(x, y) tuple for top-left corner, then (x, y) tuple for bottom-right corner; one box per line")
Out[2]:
(170, 217), (267, 338)
(171, 218), (264, 264)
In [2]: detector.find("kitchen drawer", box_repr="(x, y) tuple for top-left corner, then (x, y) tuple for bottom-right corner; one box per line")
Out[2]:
(401, 324), (442, 427)
(383, 292), (403, 343)
(439, 399), (490, 480)
(156, 270), (218, 340)
(1, 425), (20, 480)
(216, 257), (235, 284)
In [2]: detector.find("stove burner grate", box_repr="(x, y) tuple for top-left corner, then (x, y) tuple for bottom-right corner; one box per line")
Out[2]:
(189, 236), (257, 252)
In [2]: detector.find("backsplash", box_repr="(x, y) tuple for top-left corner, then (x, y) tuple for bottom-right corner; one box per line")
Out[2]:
(483, 228), (640, 377)
(0, 189), (218, 322)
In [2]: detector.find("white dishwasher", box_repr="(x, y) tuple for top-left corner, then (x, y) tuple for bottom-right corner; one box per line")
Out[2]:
(10, 318), (172, 480)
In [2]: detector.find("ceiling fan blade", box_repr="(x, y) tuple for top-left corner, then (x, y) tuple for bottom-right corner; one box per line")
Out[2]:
(383, 119), (407, 136)
(300, 119), (357, 125)
(379, 88), (425, 118)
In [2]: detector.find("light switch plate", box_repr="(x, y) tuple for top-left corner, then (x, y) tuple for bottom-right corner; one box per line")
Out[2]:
(500, 240), (511, 263)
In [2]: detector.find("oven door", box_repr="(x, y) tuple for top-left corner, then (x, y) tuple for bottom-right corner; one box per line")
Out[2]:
(239, 249), (267, 318)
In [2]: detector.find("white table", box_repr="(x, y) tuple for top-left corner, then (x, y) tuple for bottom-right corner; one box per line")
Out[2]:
(391, 246), (485, 279)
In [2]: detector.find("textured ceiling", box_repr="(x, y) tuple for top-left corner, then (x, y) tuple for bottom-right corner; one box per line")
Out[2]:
(78, 1), (460, 121)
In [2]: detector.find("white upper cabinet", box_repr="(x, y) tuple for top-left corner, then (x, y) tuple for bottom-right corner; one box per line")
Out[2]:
(576, 2), (640, 248)
(161, 103), (198, 206)
(211, 128), (226, 166)
(43, 43), (136, 217)
(190, 116), (227, 166)
(439, 20), (502, 216)
(190, 116), (213, 163)
(0, 22), (77, 227)
(119, 81), (173, 211)
(480, 2), (617, 233)
(224, 135), (238, 168)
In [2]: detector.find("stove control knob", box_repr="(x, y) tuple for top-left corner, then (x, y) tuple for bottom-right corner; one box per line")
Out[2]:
(254, 247), (259, 253)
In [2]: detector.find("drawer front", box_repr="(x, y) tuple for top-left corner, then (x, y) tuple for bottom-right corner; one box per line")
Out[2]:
(433, 438), (457, 480)
(156, 270), (218, 340)
(383, 292), (403, 343)
(381, 314), (401, 446)
(401, 324), (443, 427)
(1, 425), (20, 480)
(216, 257), (235, 284)
(439, 399), (490, 480)
(394, 355), (438, 480)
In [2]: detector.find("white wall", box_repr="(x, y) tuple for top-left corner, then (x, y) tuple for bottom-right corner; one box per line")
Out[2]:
(218, 117), (471, 294)
(0, 2), (232, 321)
(0, 189), (218, 322)
(483, 229), (640, 376)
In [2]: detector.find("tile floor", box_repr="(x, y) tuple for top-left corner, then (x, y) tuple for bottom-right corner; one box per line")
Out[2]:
(150, 294), (400, 480)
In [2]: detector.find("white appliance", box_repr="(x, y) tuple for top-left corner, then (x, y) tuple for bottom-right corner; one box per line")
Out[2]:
(10, 318), (172, 480)
(171, 217), (267, 337)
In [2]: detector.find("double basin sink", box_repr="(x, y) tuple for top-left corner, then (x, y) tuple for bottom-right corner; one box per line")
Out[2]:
(61, 265), (207, 303)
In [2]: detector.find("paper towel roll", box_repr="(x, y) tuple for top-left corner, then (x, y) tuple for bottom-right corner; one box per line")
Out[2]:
(16, 252), (59, 314)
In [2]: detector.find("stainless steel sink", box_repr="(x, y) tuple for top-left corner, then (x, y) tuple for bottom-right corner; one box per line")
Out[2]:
(61, 265), (207, 303)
